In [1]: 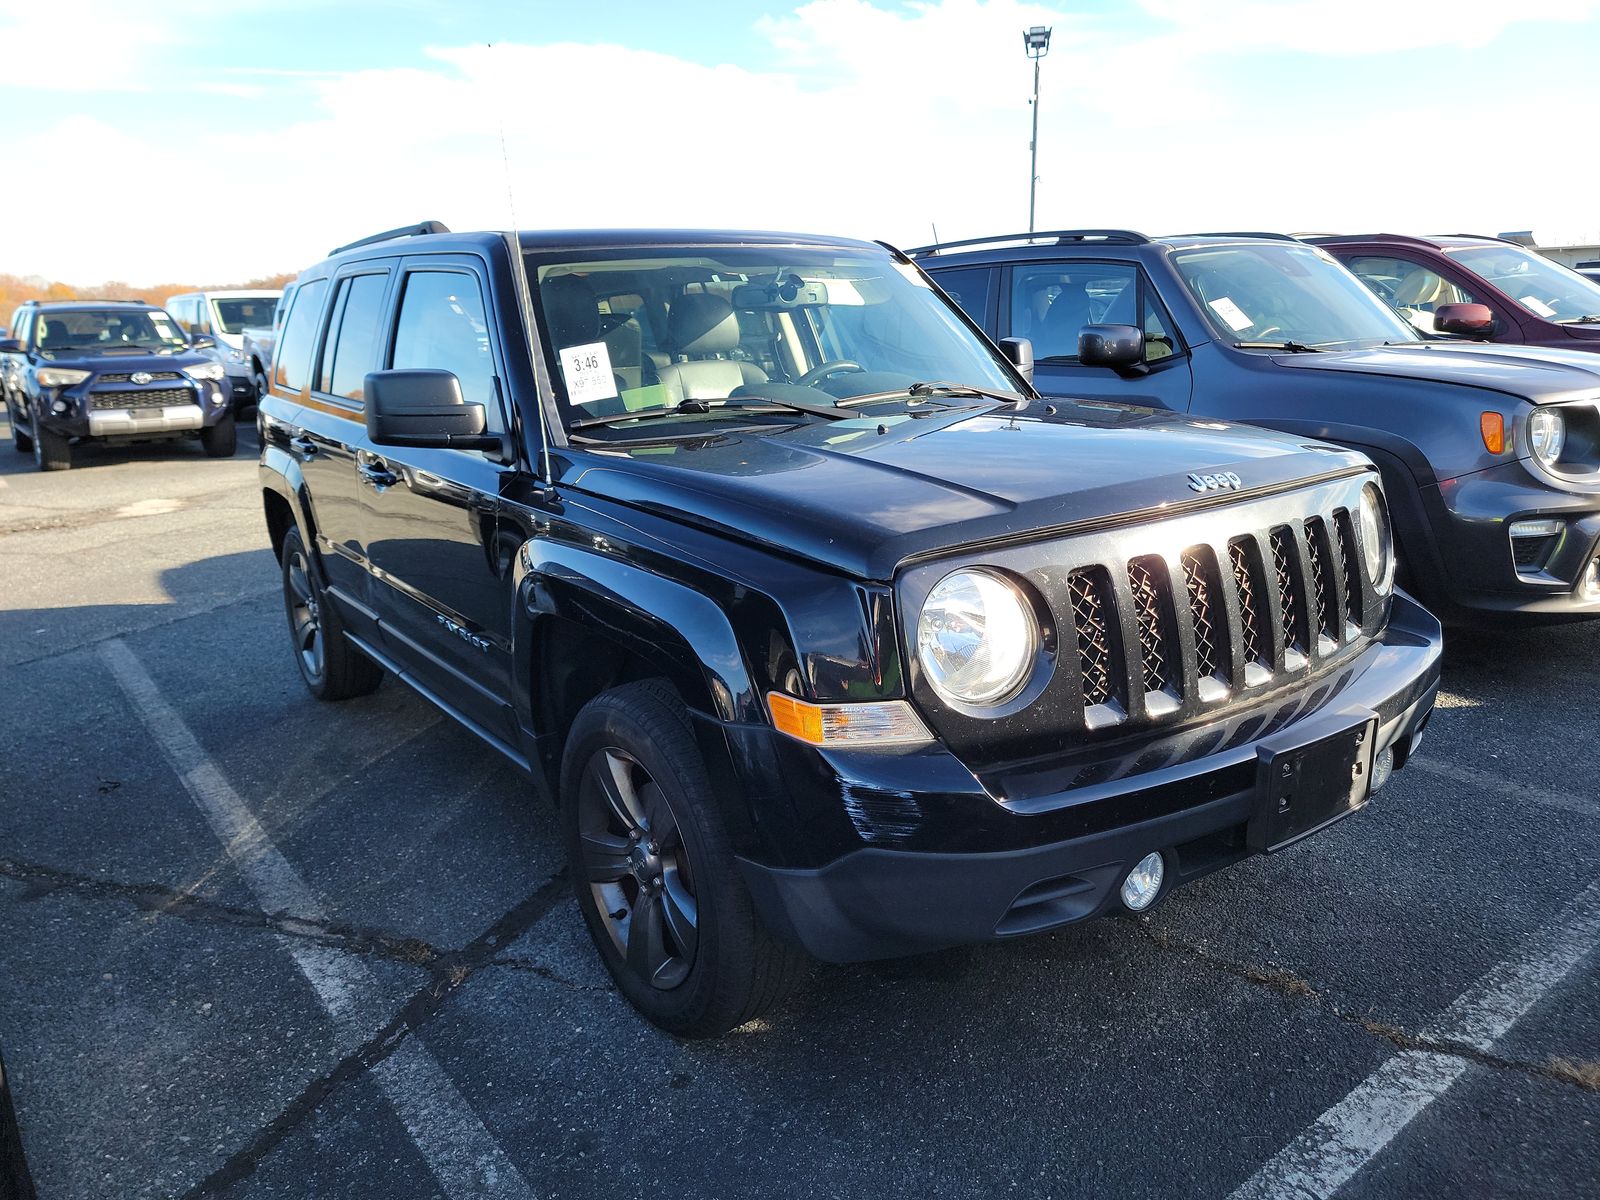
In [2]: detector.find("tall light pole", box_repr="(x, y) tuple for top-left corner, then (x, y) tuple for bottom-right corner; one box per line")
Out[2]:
(1023, 25), (1052, 236)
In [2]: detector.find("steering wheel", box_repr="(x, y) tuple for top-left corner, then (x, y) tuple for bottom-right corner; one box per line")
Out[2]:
(794, 359), (864, 388)
(1253, 325), (1282, 339)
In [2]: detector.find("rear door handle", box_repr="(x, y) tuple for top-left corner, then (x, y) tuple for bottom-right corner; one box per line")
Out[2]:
(289, 434), (318, 458)
(358, 460), (399, 489)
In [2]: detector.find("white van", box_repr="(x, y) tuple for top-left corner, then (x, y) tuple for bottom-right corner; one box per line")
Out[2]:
(165, 290), (282, 409)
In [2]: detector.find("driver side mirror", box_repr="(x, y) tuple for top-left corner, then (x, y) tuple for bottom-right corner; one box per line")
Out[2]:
(1433, 303), (1495, 338)
(998, 336), (1033, 385)
(366, 368), (501, 452)
(1079, 324), (1148, 376)
(190, 335), (217, 351)
(0, 338), (20, 354)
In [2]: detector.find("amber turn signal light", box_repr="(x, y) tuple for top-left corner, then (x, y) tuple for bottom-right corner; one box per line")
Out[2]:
(1480, 412), (1506, 454)
(766, 692), (932, 747)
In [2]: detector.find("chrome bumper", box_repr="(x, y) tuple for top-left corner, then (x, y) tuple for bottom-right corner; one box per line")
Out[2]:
(87, 405), (205, 436)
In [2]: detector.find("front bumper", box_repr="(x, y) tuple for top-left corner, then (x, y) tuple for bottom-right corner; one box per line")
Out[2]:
(86, 404), (205, 436)
(738, 592), (1442, 963)
(1423, 460), (1600, 622)
(37, 376), (229, 439)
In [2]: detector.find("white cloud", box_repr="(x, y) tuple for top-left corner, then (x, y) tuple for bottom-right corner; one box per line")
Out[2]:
(3, 0), (1599, 283)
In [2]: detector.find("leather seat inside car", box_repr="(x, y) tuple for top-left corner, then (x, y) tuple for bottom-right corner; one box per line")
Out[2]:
(1035, 281), (1093, 359)
(657, 293), (767, 403)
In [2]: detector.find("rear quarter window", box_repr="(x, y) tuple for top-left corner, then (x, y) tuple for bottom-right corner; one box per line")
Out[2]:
(273, 279), (329, 394)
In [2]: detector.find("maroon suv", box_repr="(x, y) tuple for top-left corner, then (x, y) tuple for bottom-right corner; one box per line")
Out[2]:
(1310, 234), (1600, 353)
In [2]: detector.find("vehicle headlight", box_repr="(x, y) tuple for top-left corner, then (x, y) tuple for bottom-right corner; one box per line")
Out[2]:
(227, 348), (246, 364)
(185, 362), (226, 382)
(1527, 409), (1565, 466)
(916, 569), (1037, 706)
(37, 367), (90, 387)
(1357, 483), (1395, 596)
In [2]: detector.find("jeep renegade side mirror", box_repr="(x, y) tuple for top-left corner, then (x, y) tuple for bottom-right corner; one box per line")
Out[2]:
(1433, 303), (1495, 338)
(190, 335), (217, 351)
(0, 338), (19, 354)
(1079, 324), (1147, 375)
(998, 336), (1034, 385)
(365, 369), (501, 451)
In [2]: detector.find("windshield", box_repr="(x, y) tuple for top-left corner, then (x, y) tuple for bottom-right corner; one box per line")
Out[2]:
(525, 245), (1020, 432)
(1173, 243), (1419, 349)
(1445, 245), (1600, 323)
(211, 296), (280, 334)
(35, 308), (188, 354)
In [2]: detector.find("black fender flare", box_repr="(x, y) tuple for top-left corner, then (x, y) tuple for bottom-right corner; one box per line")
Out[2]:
(259, 444), (320, 567)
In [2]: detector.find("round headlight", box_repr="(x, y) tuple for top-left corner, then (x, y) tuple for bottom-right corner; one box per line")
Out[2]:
(1358, 483), (1395, 596)
(1527, 409), (1565, 466)
(916, 569), (1037, 706)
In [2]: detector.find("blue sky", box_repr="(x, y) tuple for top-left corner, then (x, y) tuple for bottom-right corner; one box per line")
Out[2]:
(4, 0), (1599, 284)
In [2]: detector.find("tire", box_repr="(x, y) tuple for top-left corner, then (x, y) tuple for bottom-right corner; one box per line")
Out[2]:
(7, 400), (31, 454)
(279, 525), (383, 701)
(200, 410), (238, 458)
(561, 679), (808, 1037)
(32, 417), (70, 471)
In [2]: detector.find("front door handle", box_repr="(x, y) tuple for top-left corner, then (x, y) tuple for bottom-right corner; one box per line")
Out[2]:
(357, 459), (399, 489)
(289, 434), (318, 458)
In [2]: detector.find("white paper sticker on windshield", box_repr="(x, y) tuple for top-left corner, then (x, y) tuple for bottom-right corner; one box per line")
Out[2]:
(559, 341), (617, 405)
(1208, 296), (1253, 331)
(1521, 295), (1557, 318)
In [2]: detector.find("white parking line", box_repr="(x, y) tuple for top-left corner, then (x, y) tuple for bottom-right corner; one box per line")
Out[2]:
(98, 638), (533, 1200)
(1229, 877), (1600, 1199)
(1410, 757), (1599, 819)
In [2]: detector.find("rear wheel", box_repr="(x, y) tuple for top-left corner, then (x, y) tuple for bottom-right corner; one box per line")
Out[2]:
(280, 525), (383, 700)
(7, 400), (31, 454)
(562, 680), (807, 1037)
(200, 410), (237, 457)
(32, 418), (70, 471)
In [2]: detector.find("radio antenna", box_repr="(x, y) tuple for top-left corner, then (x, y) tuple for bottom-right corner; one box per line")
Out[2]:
(489, 41), (555, 484)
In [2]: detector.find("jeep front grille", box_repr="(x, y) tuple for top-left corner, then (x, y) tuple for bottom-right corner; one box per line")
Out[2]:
(1068, 567), (1118, 710)
(90, 388), (193, 410)
(1335, 510), (1363, 626)
(1182, 547), (1226, 685)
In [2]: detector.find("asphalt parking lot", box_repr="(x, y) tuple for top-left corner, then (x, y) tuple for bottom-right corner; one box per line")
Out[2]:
(1, 415), (1596, 1200)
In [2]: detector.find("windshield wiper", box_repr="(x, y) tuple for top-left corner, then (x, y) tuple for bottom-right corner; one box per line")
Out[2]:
(1232, 341), (1323, 353)
(838, 380), (1023, 408)
(570, 395), (848, 431)
(1558, 314), (1600, 325)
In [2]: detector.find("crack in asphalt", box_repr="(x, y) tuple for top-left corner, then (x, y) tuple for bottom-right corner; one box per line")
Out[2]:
(1, 587), (277, 670)
(0, 857), (444, 968)
(178, 871), (573, 1200)
(1136, 921), (1600, 1094)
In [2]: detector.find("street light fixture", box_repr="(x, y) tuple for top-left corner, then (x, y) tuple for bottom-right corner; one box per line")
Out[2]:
(1023, 25), (1052, 236)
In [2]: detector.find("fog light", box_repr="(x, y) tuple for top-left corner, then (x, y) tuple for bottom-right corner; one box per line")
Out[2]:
(1120, 851), (1165, 911)
(1509, 518), (1562, 539)
(51, 399), (70, 416)
(1370, 745), (1395, 793)
(1582, 557), (1600, 600)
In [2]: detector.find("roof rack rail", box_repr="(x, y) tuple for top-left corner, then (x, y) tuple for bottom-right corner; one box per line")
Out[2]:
(1184, 231), (1300, 242)
(1437, 232), (1517, 244)
(20, 297), (150, 305)
(1302, 233), (1441, 249)
(905, 228), (1150, 257)
(329, 220), (452, 256)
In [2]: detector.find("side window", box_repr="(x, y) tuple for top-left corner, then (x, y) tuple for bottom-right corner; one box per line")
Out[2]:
(1142, 289), (1179, 362)
(1010, 263), (1138, 361)
(932, 267), (994, 327)
(391, 269), (502, 433)
(193, 298), (213, 335)
(318, 273), (389, 403)
(1344, 255), (1481, 333)
(273, 278), (329, 394)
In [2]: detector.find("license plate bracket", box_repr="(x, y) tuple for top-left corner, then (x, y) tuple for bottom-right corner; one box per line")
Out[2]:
(1249, 713), (1378, 853)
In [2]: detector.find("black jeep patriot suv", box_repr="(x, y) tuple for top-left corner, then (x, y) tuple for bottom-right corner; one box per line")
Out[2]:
(259, 223), (1441, 1036)
(2, 300), (238, 470)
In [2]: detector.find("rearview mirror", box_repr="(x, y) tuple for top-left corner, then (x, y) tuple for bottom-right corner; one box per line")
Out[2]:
(1433, 303), (1495, 338)
(365, 369), (501, 451)
(190, 335), (217, 351)
(998, 336), (1034, 385)
(1079, 324), (1147, 374)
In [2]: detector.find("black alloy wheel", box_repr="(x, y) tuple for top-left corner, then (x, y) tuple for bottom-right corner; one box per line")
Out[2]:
(577, 745), (699, 990)
(278, 525), (383, 701)
(283, 539), (326, 685)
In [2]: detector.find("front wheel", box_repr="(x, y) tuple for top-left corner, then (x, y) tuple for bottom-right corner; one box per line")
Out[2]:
(32, 419), (70, 471)
(562, 680), (807, 1037)
(200, 410), (237, 457)
(280, 525), (383, 700)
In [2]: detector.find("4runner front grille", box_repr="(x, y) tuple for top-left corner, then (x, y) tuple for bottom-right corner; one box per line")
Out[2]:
(96, 372), (182, 384)
(90, 388), (193, 410)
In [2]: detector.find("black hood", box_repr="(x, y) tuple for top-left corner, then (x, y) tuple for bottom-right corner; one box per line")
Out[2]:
(565, 398), (1369, 579)
(1268, 342), (1600, 405)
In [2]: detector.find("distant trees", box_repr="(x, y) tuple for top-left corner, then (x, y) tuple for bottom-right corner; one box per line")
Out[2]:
(0, 271), (297, 319)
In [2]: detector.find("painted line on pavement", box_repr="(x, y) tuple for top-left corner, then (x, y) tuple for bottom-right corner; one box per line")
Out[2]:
(99, 638), (533, 1200)
(1228, 876), (1600, 1199)
(1411, 756), (1599, 819)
